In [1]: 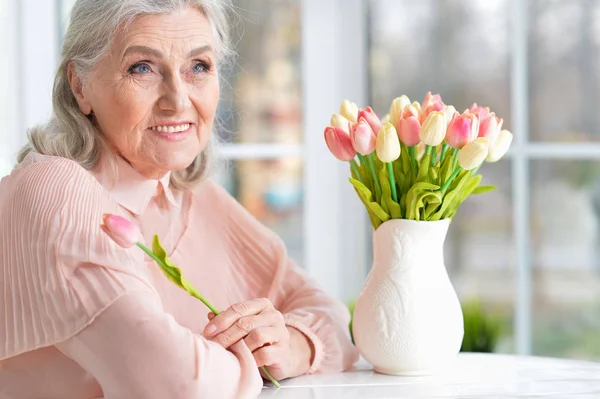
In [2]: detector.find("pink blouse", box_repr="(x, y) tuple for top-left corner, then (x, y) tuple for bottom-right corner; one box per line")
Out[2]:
(0, 152), (358, 399)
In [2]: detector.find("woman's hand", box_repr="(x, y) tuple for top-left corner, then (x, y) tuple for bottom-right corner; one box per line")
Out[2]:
(203, 298), (313, 380)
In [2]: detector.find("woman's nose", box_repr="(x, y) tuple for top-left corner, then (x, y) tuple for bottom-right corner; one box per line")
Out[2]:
(157, 73), (190, 113)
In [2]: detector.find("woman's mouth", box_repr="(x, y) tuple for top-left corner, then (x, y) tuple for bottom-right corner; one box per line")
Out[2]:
(148, 123), (193, 142)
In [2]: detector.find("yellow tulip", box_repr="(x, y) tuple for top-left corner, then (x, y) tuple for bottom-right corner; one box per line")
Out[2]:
(330, 113), (351, 134)
(389, 95), (411, 130)
(419, 111), (446, 146)
(340, 100), (359, 123)
(376, 122), (401, 162)
(486, 130), (513, 162)
(458, 137), (489, 170)
(444, 105), (457, 125)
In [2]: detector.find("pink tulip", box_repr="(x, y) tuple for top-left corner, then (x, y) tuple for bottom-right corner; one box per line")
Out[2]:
(467, 103), (490, 120)
(351, 118), (376, 155)
(398, 116), (421, 146)
(445, 113), (479, 149)
(357, 106), (382, 136)
(478, 112), (503, 146)
(422, 101), (445, 122)
(324, 126), (356, 161)
(422, 91), (443, 111)
(402, 103), (421, 120)
(101, 214), (140, 248)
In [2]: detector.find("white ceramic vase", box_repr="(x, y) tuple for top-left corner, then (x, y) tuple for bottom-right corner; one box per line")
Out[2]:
(352, 218), (463, 375)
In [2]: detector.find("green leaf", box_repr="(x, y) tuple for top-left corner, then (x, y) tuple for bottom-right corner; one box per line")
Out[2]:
(379, 166), (402, 219)
(151, 235), (211, 305)
(449, 169), (471, 193)
(349, 178), (389, 228)
(444, 175), (482, 219)
(414, 190), (442, 221)
(405, 182), (440, 220)
(430, 173), (472, 221)
(416, 154), (430, 183)
(429, 164), (438, 183)
(440, 153), (455, 186)
(424, 202), (440, 220)
(355, 155), (373, 193)
(472, 185), (497, 195)
(400, 144), (411, 176)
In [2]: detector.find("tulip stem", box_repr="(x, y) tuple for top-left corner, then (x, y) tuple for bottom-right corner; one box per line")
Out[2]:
(430, 145), (437, 167)
(425, 145), (432, 158)
(136, 242), (219, 314)
(471, 164), (482, 175)
(387, 162), (398, 203)
(452, 148), (459, 170)
(350, 159), (363, 184)
(440, 144), (450, 163)
(365, 153), (382, 201)
(136, 241), (280, 387)
(408, 146), (418, 178)
(441, 166), (463, 193)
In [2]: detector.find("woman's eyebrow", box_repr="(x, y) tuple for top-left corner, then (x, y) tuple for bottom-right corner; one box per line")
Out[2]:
(122, 44), (213, 60)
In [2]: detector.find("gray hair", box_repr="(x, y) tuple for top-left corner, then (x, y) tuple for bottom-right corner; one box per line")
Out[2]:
(17, 0), (235, 190)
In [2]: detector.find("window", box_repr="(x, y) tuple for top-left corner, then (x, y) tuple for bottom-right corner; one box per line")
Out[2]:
(0, 0), (17, 177)
(215, 0), (304, 266)
(369, 0), (600, 360)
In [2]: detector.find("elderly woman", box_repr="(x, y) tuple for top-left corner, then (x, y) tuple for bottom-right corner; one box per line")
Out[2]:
(0, 0), (358, 398)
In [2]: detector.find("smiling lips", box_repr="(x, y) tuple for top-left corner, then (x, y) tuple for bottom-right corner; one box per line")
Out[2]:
(150, 123), (191, 133)
(149, 123), (193, 142)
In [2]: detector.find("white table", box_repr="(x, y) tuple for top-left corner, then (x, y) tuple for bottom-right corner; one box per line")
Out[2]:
(258, 353), (600, 398)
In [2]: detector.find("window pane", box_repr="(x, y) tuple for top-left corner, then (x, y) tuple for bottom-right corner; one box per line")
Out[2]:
(218, 0), (302, 144)
(214, 157), (304, 267)
(0, 0), (15, 177)
(531, 160), (600, 360)
(369, 0), (510, 128)
(446, 160), (515, 352)
(369, 0), (515, 353)
(529, 0), (600, 142)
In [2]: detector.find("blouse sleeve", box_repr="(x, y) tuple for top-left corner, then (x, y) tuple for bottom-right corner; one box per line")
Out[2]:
(205, 181), (360, 375)
(0, 157), (262, 398)
(56, 291), (262, 399)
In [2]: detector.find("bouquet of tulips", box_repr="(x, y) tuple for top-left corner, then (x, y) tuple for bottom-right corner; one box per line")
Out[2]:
(324, 92), (512, 229)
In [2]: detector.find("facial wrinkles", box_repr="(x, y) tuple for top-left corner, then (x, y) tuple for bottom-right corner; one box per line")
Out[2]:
(81, 7), (219, 179)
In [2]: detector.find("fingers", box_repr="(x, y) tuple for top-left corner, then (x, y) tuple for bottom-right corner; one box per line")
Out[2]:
(204, 298), (273, 337)
(253, 345), (283, 368)
(244, 326), (279, 353)
(208, 311), (284, 349)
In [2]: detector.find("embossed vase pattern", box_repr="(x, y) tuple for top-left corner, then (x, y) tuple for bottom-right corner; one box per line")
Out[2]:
(352, 219), (464, 375)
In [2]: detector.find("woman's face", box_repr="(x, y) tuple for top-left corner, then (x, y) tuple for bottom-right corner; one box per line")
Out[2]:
(70, 6), (220, 179)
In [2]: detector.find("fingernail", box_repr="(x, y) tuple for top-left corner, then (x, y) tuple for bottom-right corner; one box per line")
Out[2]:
(204, 324), (217, 336)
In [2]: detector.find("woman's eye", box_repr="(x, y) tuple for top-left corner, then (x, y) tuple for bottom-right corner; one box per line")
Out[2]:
(193, 62), (210, 73)
(128, 62), (152, 74)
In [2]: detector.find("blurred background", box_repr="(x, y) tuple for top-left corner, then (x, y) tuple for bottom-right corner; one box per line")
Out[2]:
(2, 0), (600, 361)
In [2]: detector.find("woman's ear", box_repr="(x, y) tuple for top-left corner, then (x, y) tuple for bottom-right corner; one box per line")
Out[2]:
(67, 62), (93, 115)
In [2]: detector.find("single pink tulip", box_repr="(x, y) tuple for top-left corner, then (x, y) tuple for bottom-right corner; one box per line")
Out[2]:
(478, 112), (503, 146)
(467, 103), (491, 120)
(324, 126), (356, 161)
(422, 101), (445, 122)
(422, 91), (443, 111)
(446, 113), (479, 149)
(398, 115), (421, 146)
(351, 118), (376, 155)
(402, 103), (421, 120)
(357, 106), (382, 137)
(101, 214), (140, 248)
